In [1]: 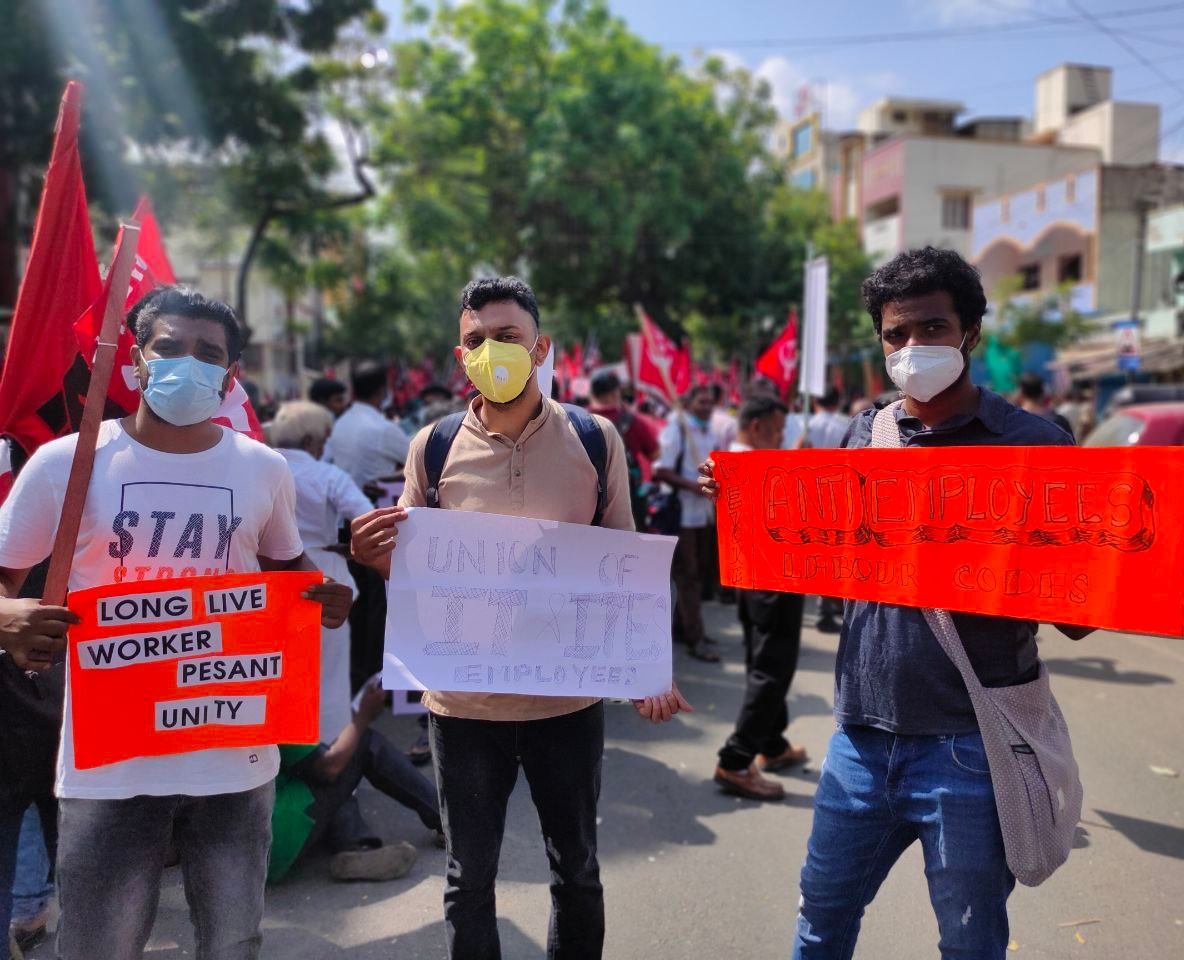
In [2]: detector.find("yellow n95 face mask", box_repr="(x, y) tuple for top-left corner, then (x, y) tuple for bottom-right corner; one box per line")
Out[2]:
(463, 337), (538, 404)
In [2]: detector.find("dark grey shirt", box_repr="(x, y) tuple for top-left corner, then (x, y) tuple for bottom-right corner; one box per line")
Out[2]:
(834, 388), (1074, 735)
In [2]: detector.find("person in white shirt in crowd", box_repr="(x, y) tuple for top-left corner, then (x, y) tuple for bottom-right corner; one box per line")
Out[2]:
(781, 386), (850, 633)
(272, 399), (409, 871)
(709, 383), (738, 452)
(781, 386), (849, 451)
(270, 401), (373, 742)
(653, 384), (727, 663)
(324, 362), (411, 695)
(309, 377), (349, 419)
(325, 362), (411, 490)
(0, 286), (351, 960)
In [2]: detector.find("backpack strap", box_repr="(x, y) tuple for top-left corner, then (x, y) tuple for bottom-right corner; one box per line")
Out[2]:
(561, 403), (608, 527)
(423, 411), (466, 509)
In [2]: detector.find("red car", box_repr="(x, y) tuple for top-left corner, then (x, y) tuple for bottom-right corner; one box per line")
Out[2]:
(1084, 402), (1184, 446)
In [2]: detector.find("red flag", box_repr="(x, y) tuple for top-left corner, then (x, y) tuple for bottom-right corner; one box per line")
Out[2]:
(636, 311), (691, 400)
(212, 378), (264, 441)
(755, 309), (800, 396)
(72, 198), (266, 442)
(0, 81), (102, 457)
(129, 195), (176, 284)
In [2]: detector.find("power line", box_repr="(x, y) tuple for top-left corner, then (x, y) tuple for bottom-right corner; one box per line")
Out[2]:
(660, 1), (1184, 51)
(1066, 0), (1184, 99)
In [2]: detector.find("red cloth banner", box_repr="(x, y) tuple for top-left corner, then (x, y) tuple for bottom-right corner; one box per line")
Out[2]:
(714, 446), (1184, 637)
(68, 571), (322, 769)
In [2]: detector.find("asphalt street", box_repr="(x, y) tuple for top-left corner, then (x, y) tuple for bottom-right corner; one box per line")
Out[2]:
(27, 601), (1184, 959)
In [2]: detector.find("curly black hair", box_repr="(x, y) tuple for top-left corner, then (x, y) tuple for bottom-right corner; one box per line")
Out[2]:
(861, 246), (987, 335)
(459, 276), (540, 329)
(127, 285), (242, 361)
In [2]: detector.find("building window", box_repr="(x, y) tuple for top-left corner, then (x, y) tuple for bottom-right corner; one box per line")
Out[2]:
(891, 110), (907, 123)
(1058, 253), (1083, 283)
(791, 168), (817, 190)
(941, 194), (972, 230)
(1019, 263), (1041, 291)
(792, 123), (814, 158)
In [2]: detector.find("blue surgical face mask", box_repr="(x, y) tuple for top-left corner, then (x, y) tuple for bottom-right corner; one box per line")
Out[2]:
(140, 355), (227, 426)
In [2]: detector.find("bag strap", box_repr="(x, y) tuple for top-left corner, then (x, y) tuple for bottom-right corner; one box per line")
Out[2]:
(870, 402), (985, 693)
(423, 411), (466, 509)
(425, 404), (608, 526)
(561, 403), (608, 527)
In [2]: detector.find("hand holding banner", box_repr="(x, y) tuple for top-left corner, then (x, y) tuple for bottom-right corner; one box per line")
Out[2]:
(384, 509), (676, 698)
(68, 571), (322, 769)
(714, 446), (1184, 637)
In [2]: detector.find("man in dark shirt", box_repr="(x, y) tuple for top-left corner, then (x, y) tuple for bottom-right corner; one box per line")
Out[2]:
(704, 248), (1089, 959)
(791, 248), (1090, 960)
(1018, 371), (1074, 438)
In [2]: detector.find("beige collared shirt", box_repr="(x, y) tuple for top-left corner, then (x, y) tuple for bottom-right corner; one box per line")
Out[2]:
(398, 397), (635, 721)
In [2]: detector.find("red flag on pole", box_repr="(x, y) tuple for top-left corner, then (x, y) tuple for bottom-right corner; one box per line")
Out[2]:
(0, 81), (102, 458)
(129, 195), (177, 284)
(635, 309), (691, 401)
(72, 195), (266, 442)
(755, 309), (800, 396)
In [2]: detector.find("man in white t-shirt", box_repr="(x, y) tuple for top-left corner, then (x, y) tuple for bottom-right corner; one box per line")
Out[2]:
(653, 384), (726, 663)
(0, 287), (351, 960)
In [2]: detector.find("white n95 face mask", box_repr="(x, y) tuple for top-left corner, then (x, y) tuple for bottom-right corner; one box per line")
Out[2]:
(884, 338), (966, 403)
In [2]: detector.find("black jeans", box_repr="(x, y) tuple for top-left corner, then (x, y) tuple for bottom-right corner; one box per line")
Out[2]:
(718, 589), (805, 771)
(430, 703), (605, 960)
(347, 559), (388, 693)
(299, 729), (441, 856)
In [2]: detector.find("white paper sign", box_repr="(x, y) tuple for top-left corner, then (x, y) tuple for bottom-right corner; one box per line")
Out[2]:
(384, 509), (676, 698)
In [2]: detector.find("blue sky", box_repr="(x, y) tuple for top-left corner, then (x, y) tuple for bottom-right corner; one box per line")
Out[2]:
(381, 0), (1184, 157)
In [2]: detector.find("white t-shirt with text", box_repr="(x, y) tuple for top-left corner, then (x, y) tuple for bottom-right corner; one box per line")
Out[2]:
(0, 421), (304, 799)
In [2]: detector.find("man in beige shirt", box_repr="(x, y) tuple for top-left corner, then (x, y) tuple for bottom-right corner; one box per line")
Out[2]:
(352, 276), (689, 960)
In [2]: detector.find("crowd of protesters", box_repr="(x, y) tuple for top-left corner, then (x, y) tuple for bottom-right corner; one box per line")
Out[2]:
(0, 249), (1094, 959)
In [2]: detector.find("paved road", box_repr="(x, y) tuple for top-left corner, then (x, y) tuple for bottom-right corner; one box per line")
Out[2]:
(29, 602), (1184, 958)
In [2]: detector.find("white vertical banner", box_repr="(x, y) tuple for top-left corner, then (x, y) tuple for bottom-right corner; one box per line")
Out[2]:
(801, 255), (829, 398)
(537, 342), (556, 398)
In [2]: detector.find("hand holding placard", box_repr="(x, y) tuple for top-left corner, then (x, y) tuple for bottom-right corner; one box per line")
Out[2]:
(68, 571), (322, 769)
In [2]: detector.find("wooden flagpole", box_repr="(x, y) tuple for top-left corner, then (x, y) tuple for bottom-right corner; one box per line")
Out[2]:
(42, 221), (141, 607)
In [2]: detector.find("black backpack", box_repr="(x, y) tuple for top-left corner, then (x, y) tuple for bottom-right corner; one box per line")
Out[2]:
(423, 403), (608, 526)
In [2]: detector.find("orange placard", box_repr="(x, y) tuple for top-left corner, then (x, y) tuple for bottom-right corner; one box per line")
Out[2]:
(68, 571), (322, 769)
(714, 446), (1184, 637)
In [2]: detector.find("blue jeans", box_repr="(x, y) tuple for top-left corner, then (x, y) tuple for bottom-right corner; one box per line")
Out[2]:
(0, 797), (56, 936)
(13, 805), (54, 924)
(430, 702), (605, 960)
(794, 726), (1016, 960)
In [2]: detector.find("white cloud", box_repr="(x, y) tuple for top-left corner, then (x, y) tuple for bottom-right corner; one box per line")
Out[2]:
(910, 0), (1064, 25)
(730, 53), (901, 129)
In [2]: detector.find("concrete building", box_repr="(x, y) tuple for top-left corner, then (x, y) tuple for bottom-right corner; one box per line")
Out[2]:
(972, 165), (1184, 320)
(793, 64), (1164, 271)
(1145, 204), (1184, 339)
(858, 133), (1100, 265)
(167, 229), (319, 400)
(775, 111), (836, 193)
